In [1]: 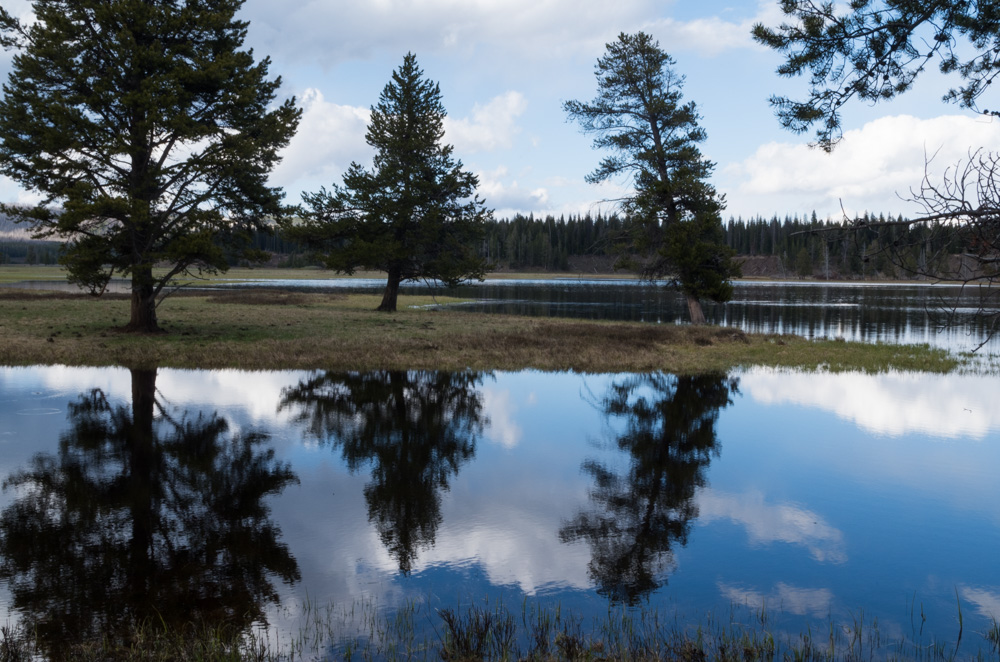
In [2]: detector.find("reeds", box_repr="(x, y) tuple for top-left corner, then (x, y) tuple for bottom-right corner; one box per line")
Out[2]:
(1, 597), (994, 662)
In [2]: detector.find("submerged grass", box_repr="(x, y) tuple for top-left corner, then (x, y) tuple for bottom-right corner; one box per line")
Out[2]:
(1, 600), (993, 662)
(0, 287), (961, 373)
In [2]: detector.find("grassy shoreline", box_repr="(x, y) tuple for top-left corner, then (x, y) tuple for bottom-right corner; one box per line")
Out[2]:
(0, 286), (959, 373)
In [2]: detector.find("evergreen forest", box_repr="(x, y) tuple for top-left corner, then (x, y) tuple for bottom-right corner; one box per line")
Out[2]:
(3, 211), (968, 281)
(246, 212), (964, 280)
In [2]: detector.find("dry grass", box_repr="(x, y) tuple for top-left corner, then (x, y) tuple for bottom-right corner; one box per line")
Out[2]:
(201, 288), (344, 306)
(0, 287), (959, 373)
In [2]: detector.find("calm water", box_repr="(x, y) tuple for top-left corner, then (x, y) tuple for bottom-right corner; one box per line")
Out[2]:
(2, 365), (999, 658)
(211, 277), (1000, 353)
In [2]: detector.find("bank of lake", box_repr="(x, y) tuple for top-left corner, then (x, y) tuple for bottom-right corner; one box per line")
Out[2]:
(0, 286), (961, 374)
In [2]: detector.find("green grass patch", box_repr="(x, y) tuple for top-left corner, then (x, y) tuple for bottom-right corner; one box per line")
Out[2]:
(0, 264), (68, 283)
(0, 287), (960, 373)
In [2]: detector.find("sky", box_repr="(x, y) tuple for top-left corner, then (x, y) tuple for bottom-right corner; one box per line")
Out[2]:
(2, 0), (1000, 221)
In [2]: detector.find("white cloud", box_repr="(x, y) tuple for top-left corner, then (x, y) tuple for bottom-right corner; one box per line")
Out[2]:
(644, 1), (786, 56)
(0, 176), (46, 207)
(422, 511), (593, 594)
(959, 585), (1000, 620)
(0, 0), (34, 22)
(482, 386), (522, 448)
(243, 0), (778, 69)
(271, 88), (371, 192)
(476, 166), (550, 215)
(16, 366), (315, 441)
(155, 369), (306, 424)
(741, 368), (1000, 439)
(723, 114), (1000, 218)
(444, 91), (527, 154)
(719, 581), (834, 617)
(698, 489), (847, 564)
(243, 0), (654, 66)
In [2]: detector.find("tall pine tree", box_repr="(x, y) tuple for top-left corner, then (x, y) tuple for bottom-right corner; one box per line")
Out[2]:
(291, 53), (489, 312)
(0, 0), (300, 332)
(565, 32), (738, 324)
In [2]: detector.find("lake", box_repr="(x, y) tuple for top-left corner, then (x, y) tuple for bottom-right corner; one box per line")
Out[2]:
(2, 364), (999, 658)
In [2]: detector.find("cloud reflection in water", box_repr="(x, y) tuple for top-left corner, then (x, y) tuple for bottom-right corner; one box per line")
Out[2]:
(741, 369), (1000, 439)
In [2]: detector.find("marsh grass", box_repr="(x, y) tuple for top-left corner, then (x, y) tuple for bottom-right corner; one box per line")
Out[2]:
(0, 287), (960, 373)
(5, 600), (991, 662)
(0, 620), (274, 662)
(0, 624), (32, 662)
(383, 600), (995, 662)
(985, 618), (1000, 655)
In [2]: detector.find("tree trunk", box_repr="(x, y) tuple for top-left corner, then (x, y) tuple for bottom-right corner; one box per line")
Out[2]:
(377, 267), (401, 312)
(124, 265), (162, 333)
(685, 293), (706, 325)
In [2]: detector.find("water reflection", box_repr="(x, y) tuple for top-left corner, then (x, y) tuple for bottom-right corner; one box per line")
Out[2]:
(718, 581), (834, 618)
(0, 368), (300, 658)
(279, 370), (487, 574)
(741, 369), (1000, 439)
(560, 373), (738, 604)
(1, 365), (998, 656)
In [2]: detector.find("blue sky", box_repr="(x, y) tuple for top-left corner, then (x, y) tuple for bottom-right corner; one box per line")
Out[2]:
(2, 0), (1000, 220)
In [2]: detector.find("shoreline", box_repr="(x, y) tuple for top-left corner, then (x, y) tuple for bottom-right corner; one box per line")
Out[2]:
(0, 287), (960, 374)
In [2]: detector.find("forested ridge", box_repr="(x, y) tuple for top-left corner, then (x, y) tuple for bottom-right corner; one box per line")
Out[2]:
(481, 212), (962, 279)
(3, 210), (968, 280)
(472, 212), (964, 279)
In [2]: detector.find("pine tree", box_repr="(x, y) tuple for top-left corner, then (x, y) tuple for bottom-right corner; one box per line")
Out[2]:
(0, 0), (300, 332)
(564, 32), (739, 324)
(292, 54), (489, 312)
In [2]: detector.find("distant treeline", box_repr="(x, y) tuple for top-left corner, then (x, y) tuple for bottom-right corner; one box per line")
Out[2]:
(1, 213), (60, 264)
(472, 212), (961, 278)
(3, 211), (963, 279)
(724, 213), (959, 279)
(252, 211), (963, 278)
(0, 240), (60, 265)
(469, 212), (962, 278)
(481, 214), (625, 270)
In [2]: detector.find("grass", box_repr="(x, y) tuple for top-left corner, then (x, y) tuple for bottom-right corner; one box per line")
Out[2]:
(0, 287), (961, 373)
(0, 620), (273, 662)
(0, 264), (67, 283)
(0, 264), (366, 284)
(1, 599), (993, 662)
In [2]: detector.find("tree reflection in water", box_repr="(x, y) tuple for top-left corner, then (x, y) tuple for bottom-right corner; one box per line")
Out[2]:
(0, 369), (300, 658)
(561, 373), (738, 604)
(279, 370), (486, 574)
